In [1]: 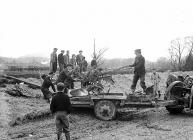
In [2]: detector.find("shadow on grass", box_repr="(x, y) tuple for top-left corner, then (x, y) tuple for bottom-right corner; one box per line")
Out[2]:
(9, 107), (96, 127)
(167, 109), (193, 118)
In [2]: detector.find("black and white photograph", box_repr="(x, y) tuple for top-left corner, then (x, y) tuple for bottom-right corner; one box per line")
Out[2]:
(1, 0), (193, 139)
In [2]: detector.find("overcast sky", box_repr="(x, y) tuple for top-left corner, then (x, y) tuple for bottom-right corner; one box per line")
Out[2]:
(0, 0), (193, 61)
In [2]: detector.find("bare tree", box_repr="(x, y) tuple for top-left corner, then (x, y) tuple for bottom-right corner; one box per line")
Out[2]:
(92, 48), (108, 67)
(184, 36), (193, 70)
(155, 57), (171, 71)
(92, 38), (108, 67)
(169, 38), (186, 71)
(185, 36), (193, 53)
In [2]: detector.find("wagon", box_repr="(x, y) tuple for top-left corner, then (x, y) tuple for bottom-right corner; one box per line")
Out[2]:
(69, 87), (175, 120)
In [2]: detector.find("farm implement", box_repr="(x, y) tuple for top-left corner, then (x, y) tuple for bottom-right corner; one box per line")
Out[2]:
(68, 87), (175, 120)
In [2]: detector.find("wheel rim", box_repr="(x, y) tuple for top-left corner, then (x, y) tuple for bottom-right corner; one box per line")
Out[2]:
(166, 81), (184, 100)
(94, 100), (116, 120)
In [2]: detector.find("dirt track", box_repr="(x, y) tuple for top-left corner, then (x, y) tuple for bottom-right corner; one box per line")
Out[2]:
(2, 72), (193, 139)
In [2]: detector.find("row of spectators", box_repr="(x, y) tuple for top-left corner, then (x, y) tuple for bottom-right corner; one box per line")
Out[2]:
(50, 48), (95, 73)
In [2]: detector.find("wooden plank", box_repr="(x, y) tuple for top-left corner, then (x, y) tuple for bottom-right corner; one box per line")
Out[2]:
(91, 95), (127, 100)
(122, 102), (155, 108)
(155, 100), (176, 107)
(121, 100), (176, 108)
(3, 75), (41, 89)
(71, 101), (92, 108)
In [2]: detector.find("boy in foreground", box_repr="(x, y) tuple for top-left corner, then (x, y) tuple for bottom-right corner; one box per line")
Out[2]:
(50, 82), (72, 140)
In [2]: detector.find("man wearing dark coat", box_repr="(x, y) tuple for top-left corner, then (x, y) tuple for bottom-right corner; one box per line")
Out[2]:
(82, 57), (88, 72)
(129, 49), (146, 94)
(50, 48), (58, 73)
(41, 73), (56, 103)
(58, 50), (65, 72)
(76, 50), (84, 72)
(64, 50), (70, 67)
(57, 64), (74, 89)
(91, 57), (97, 68)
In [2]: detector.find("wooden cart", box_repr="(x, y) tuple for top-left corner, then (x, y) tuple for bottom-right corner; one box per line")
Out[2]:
(69, 88), (175, 120)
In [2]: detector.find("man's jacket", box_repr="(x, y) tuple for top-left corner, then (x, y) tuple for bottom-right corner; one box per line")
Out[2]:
(58, 53), (64, 64)
(130, 55), (145, 74)
(50, 92), (72, 114)
(50, 52), (57, 63)
(41, 76), (56, 92)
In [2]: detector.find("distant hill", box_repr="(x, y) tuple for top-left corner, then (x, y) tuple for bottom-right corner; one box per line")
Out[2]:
(101, 58), (154, 71)
(101, 58), (134, 68)
(0, 56), (49, 67)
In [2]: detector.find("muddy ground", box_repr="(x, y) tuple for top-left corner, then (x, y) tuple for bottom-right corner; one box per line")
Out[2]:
(1, 72), (193, 140)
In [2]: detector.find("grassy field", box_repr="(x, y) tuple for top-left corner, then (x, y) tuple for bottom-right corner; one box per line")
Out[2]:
(106, 71), (193, 94)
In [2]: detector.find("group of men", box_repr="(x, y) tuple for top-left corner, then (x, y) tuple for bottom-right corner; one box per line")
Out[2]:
(51, 47), (148, 95)
(50, 48), (88, 73)
(41, 48), (98, 104)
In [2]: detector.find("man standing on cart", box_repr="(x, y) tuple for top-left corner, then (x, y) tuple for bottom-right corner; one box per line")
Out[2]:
(129, 49), (146, 94)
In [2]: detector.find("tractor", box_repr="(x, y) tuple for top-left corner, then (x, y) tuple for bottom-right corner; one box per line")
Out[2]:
(165, 74), (193, 114)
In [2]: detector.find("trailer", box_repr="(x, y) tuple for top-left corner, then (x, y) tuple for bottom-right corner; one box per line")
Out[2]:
(69, 88), (175, 120)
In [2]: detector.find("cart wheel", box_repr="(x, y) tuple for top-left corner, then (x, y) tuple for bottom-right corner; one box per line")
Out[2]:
(94, 100), (117, 121)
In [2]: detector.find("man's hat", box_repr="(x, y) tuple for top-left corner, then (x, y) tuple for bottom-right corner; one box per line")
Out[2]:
(49, 72), (54, 75)
(41, 74), (47, 79)
(61, 50), (64, 52)
(79, 50), (83, 52)
(135, 49), (141, 53)
(53, 48), (58, 50)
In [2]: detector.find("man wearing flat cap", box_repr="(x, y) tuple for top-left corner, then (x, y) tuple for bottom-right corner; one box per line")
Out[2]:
(129, 49), (146, 94)
(58, 50), (65, 72)
(76, 50), (84, 72)
(50, 48), (58, 73)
